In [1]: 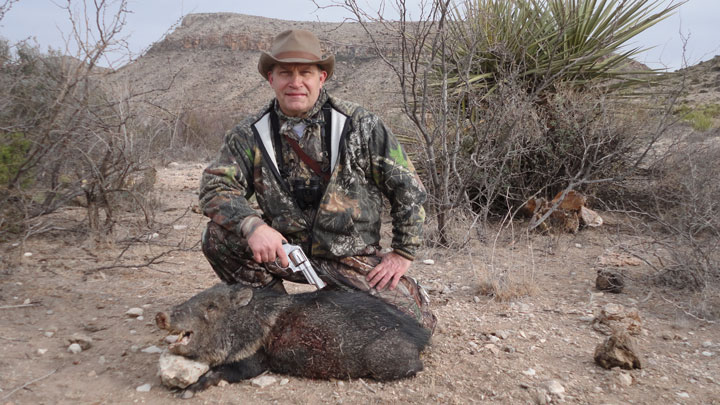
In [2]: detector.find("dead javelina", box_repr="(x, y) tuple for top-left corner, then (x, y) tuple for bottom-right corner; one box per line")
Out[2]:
(155, 283), (430, 391)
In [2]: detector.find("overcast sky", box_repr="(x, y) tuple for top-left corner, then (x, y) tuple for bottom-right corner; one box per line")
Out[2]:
(0, 0), (717, 71)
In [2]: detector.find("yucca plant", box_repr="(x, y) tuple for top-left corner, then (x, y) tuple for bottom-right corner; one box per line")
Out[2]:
(447, 0), (686, 97)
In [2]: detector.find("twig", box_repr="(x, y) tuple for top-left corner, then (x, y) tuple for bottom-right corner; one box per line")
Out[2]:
(1, 368), (59, 401)
(0, 303), (39, 310)
(660, 295), (717, 325)
(84, 240), (200, 274)
(0, 335), (27, 342)
(357, 378), (377, 394)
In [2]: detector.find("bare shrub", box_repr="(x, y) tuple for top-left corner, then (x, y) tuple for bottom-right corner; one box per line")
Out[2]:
(0, 0), (166, 239)
(642, 140), (720, 290)
(165, 108), (236, 160)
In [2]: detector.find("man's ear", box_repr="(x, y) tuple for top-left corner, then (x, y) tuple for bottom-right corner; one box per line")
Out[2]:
(319, 70), (327, 86)
(267, 71), (274, 85)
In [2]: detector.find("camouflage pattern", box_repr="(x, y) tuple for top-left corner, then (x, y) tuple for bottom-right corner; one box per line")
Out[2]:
(199, 89), (426, 259)
(202, 222), (436, 332)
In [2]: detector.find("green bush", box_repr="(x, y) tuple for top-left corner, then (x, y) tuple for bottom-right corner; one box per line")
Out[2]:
(675, 103), (720, 131)
(0, 132), (32, 187)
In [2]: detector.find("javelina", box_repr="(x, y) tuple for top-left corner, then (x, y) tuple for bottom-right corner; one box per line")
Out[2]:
(155, 283), (431, 391)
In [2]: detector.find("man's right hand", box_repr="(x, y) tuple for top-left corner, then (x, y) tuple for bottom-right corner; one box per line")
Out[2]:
(247, 224), (289, 267)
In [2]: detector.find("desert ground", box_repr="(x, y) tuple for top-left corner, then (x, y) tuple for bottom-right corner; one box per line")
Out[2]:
(1, 161), (718, 405)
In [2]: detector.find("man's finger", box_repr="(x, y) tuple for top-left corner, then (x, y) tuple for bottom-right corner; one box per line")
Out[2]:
(276, 245), (289, 268)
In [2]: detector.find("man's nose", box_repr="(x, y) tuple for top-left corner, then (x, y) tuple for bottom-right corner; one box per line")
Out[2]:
(289, 73), (303, 86)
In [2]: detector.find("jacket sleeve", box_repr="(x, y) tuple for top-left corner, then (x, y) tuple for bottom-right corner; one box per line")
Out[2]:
(368, 117), (427, 259)
(199, 129), (263, 236)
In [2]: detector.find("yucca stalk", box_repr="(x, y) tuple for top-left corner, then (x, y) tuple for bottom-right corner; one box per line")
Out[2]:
(447, 0), (686, 97)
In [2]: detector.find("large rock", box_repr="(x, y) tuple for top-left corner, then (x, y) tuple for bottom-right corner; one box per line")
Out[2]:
(595, 268), (624, 293)
(594, 331), (642, 370)
(158, 351), (210, 389)
(592, 303), (642, 336)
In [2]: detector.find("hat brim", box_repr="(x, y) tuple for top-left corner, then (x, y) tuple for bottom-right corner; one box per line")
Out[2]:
(258, 51), (335, 80)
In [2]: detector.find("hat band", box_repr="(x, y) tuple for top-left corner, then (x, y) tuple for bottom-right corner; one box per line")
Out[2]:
(274, 51), (321, 61)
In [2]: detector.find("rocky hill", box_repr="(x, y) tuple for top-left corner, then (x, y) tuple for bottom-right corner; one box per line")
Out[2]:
(676, 54), (720, 105)
(110, 13), (401, 119)
(108, 12), (720, 140)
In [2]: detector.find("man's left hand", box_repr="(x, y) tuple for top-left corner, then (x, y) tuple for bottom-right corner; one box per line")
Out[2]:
(366, 251), (411, 291)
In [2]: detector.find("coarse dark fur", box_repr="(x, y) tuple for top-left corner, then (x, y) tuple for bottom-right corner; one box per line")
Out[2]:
(156, 283), (431, 392)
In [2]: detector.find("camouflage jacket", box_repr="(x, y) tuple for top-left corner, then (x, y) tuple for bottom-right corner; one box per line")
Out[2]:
(199, 93), (426, 259)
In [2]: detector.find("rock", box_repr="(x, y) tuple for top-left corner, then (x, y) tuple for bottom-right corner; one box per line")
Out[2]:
(617, 371), (633, 386)
(136, 383), (152, 392)
(68, 333), (93, 350)
(44, 331), (55, 338)
(157, 351), (210, 389)
(594, 332), (642, 370)
(575, 243), (582, 248)
(164, 334), (180, 344)
(496, 330), (511, 340)
(422, 259), (435, 265)
(533, 388), (549, 405)
(595, 268), (624, 293)
(489, 335), (501, 344)
(473, 296), (481, 303)
(523, 368), (536, 376)
(37, 348), (48, 355)
(593, 303), (642, 336)
(702, 340), (713, 348)
(580, 206), (603, 227)
(676, 392), (690, 399)
(543, 380), (565, 395)
(125, 308), (144, 318)
(701, 351), (714, 357)
(251, 375), (277, 388)
(98, 356), (106, 365)
(67, 343), (82, 354)
(23, 252), (33, 257)
(141, 345), (163, 354)
(168, 162), (181, 168)
(172, 224), (188, 230)
(280, 378), (289, 386)
(181, 390), (194, 399)
(484, 344), (500, 355)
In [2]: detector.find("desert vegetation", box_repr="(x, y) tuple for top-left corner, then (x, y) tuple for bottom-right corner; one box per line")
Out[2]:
(0, 0), (716, 312)
(321, 0), (719, 312)
(2, 0), (720, 403)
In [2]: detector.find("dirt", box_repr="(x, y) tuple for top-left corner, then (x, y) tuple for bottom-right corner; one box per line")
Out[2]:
(1, 161), (719, 405)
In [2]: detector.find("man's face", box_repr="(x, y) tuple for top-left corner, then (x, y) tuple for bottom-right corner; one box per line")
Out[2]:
(268, 63), (327, 117)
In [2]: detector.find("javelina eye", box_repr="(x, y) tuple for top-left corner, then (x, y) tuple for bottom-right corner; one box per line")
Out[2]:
(206, 303), (218, 312)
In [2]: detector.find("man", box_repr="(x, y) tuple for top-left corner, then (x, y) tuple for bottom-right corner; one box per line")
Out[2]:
(199, 29), (435, 331)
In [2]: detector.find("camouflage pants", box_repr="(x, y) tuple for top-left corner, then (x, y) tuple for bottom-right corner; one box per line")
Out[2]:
(201, 221), (436, 333)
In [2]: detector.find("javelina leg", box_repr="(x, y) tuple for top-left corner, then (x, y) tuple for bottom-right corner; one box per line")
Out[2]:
(363, 331), (424, 380)
(185, 352), (268, 392)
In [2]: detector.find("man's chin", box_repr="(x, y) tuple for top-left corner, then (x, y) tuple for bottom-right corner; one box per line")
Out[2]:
(280, 103), (311, 117)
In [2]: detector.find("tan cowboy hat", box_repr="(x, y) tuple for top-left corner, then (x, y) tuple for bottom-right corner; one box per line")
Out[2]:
(258, 29), (335, 80)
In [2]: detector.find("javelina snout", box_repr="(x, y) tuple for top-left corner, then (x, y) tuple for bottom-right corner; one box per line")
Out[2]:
(156, 283), (431, 392)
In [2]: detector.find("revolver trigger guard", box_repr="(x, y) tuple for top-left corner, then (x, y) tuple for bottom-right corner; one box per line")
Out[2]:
(274, 257), (290, 270)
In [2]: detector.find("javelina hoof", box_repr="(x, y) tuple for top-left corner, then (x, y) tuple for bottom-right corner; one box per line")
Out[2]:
(596, 268), (624, 293)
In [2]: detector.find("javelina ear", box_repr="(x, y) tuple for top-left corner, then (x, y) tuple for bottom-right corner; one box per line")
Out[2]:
(231, 287), (253, 307)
